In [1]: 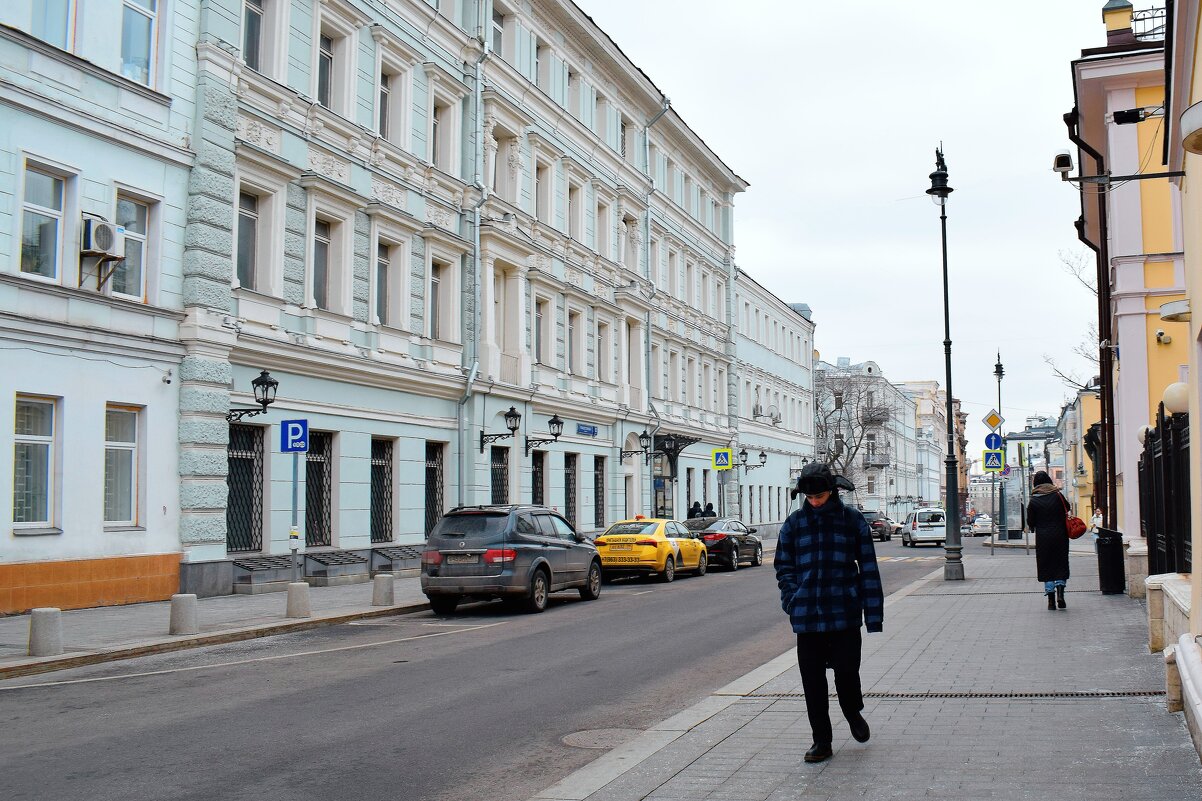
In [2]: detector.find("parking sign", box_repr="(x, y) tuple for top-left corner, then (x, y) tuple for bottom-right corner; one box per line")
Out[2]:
(281, 419), (309, 453)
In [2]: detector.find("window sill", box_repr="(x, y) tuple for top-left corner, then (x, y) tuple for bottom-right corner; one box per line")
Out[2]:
(13, 526), (63, 537)
(104, 525), (146, 533)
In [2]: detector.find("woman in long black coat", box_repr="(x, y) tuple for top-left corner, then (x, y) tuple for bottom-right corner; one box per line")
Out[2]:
(1026, 470), (1070, 610)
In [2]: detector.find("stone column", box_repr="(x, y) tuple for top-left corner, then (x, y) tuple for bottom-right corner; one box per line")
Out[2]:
(480, 256), (499, 379)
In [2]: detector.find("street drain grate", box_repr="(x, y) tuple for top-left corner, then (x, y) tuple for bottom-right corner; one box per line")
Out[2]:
(749, 690), (1164, 700)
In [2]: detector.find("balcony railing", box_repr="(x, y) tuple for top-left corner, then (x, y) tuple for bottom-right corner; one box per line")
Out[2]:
(860, 406), (890, 426)
(1133, 7), (1166, 41)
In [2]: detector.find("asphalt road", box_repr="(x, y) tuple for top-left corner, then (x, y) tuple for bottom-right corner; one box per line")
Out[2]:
(0, 539), (942, 801)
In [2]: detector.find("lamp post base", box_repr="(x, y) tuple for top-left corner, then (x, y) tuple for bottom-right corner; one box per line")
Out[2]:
(943, 545), (965, 581)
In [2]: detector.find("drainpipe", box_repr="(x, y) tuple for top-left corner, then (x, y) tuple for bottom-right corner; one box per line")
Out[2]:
(642, 97), (669, 515)
(1064, 108), (1117, 531)
(647, 403), (662, 513)
(458, 0), (490, 507)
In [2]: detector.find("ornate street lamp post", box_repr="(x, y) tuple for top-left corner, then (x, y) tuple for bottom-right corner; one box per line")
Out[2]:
(926, 147), (964, 581)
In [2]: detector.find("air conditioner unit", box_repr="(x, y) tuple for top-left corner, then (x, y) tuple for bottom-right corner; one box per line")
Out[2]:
(81, 218), (125, 259)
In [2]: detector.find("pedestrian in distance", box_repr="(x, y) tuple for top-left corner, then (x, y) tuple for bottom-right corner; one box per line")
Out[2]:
(703, 502), (715, 517)
(688, 501), (703, 519)
(1027, 470), (1071, 610)
(774, 462), (883, 764)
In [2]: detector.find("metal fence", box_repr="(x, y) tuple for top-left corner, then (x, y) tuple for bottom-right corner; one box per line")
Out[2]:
(370, 438), (393, 543)
(305, 431), (332, 547)
(1138, 402), (1191, 575)
(226, 424), (263, 552)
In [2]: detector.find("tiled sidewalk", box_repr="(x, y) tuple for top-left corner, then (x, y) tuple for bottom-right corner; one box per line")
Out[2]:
(532, 552), (1202, 801)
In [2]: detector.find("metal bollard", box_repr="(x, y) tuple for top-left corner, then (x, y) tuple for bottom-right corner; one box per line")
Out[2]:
(371, 573), (395, 606)
(169, 593), (199, 635)
(285, 582), (311, 618)
(28, 607), (64, 657)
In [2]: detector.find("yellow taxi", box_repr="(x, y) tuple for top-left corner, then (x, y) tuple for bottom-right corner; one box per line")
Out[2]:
(592, 516), (707, 582)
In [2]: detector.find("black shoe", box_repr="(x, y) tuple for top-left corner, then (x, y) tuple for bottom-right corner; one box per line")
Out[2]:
(1047, 592), (1056, 611)
(1057, 586), (1066, 609)
(847, 713), (871, 743)
(804, 743), (833, 763)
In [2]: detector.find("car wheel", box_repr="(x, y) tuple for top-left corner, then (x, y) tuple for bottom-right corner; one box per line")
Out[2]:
(429, 596), (459, 615)
(526, 569), (549, 613)
(579, 561), (602, 601)
(751, 544), (763, 567)
(728, 545), (740, 571)
(660, 555), (676, 583)
(694, 552), (707, 577)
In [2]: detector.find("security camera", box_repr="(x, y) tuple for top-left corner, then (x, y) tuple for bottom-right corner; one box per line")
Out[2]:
(1053, 151), (1074, 179)
(1156, 329), (1173, 344)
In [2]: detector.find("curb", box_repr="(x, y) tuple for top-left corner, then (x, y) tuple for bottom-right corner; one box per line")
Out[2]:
(0, 600), (430, 681)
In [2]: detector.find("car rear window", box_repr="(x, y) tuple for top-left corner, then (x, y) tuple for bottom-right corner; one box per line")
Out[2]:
(430, 513), (508, 539)
(862, 512), (882, 522)
(918, 511), (945, 524)
(605, 522), (658, 536)
(682, 518), (725, 532)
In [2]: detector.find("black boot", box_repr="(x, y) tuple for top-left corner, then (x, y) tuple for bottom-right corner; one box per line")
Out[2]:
(804, 743), (833, 763)
(1047, 591), (1056, 610)
(1057, 586), (1066, 609)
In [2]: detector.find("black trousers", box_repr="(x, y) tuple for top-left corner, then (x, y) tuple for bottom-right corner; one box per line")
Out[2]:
(795, 628), (864, 746)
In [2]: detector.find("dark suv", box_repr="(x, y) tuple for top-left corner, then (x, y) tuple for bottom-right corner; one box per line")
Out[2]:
(421, 505), (602, 614)
(861, 510), (892, 542)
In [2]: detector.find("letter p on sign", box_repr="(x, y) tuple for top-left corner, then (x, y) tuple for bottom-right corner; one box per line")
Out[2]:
(281, 419), (309, 453)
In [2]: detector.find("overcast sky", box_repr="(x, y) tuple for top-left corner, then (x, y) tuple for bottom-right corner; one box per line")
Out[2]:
(578, 0), (1112, 464)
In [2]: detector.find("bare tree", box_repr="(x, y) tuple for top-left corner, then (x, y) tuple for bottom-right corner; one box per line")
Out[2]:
(1045, 249), (1100, 391)
(814, 371), (892, 493)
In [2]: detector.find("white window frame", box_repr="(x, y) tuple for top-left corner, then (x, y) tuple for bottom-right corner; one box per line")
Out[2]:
(424, 63), (467, 175)
(533, 295), (552, 365)
(366, 208), (419, 330)
(12, 395), (59, 530)
(300, 176), (357, 316)
(371, 27), (420, 152)
(312, 3), (361, 117)
(120, 0), (158, 87)
(533, 156), (553, 224)
(596, 317), (613, 383)
(566, 307), (582, 375)
(241, 0), (289, 79)
(595, 199), (611, 259)
(18, 156), (77, 287)
(109, 186), (160, 303)
(103, 404), (142, 527)
(32, 0), (77, 50)
(234, 153), (293, 298)
(423, 234), (463, 343)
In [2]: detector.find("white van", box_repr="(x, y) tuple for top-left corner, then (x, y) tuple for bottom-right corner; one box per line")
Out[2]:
(902, 507), (946, 547)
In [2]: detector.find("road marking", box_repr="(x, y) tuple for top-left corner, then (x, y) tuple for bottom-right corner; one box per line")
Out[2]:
(0, 621), (507, 691)
(630, 590), (655, 596)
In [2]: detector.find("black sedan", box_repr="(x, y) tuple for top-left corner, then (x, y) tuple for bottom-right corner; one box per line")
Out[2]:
(681, 517), (763, 570)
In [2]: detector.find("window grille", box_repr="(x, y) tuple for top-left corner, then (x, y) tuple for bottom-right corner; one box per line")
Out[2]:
(593, 456), (605, 528)
(226, 424), (263, 552)
(370, 438), (393, 543)
(306, 431), (332, 546)
(425, 441), (445, 535)
(490, 446), (509, 504)
(532, 450), (545, 506)
(564, 453), (577, 527)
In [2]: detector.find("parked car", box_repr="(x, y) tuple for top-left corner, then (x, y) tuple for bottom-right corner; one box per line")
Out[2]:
(901, 508), (947, 547)
(681, 517), (763, 570)
(861, 510), (892, 542)
(593, 517), (708, 582)
(420, 505), (602, 614)
(884, 517), (903, 535)
(971, 515), (994, 536)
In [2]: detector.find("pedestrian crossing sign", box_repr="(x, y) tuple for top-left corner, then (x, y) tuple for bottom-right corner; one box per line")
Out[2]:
(983, 450), (1004, 472)
(713, 448), (733, 470)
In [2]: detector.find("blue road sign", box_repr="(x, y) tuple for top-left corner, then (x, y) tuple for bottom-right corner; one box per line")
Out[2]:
(985, 432), (1002, 450)
(983, 450), (1004, 471)
(281, 419), (309, 453)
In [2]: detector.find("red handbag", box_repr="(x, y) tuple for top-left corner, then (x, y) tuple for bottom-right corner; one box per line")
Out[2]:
(1060, 495), (1087, 539)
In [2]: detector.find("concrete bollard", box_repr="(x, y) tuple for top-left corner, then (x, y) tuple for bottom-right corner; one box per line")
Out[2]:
(169, 593), (199, 635)
(28, 607), (64, 657)
(371, 573), (395, 606)
(285, 582), (312, 618)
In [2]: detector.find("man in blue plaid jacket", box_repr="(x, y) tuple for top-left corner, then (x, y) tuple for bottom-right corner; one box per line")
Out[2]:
(774, 462), (883, 763)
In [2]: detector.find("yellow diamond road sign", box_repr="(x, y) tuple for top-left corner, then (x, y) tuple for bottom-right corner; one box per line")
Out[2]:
(982, 409), (1005, 431)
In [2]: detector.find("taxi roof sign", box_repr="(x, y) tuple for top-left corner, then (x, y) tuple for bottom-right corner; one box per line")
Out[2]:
(982, 409), (1005, 431)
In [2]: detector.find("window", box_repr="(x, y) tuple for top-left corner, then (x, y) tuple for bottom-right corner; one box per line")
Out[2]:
(236, 192), (258, 290)
(534, 299), (548, 364)
(376, 242), (391, 325)
(834, 433), (844, 456)
(567, 69), (580, 117)
(425, 441), (445, 535)
(531, 450), (545, 505)
(243, 0), (263, 71)
(104, 406), (139, 524)
(567, 181), (582, 239)
(834, 391), (843, 410)
(596, 200), (610, 257)
(534, 39), (549, 90)
(112, 195), (148, 300)
(431, 100), (445, 166)
(429, 260), (443, 338)
(563, 452), (577, 527)
(371, 438), (394, 543)
(867, 475), (876, 495)
(313, 219), (331, 310)
(33, 0), (73, 49)
(378, 69), (391, 139)
(534, 159), (552, 224)
(226, 424), (264, 551)
(305, 431), (333, 546)
(490, 446), (509, 504)
(596, 320), (611, 382)
(567, 310), (580, 374)
(490, 9), (505, 57)
(593, 456), (605, 528)
(317, 34), (334, 107)
(13, 397), (55, 525)
(425, 66), (466, 174)
(121, 0), (157, 86)
(21, 166), (64, 280)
